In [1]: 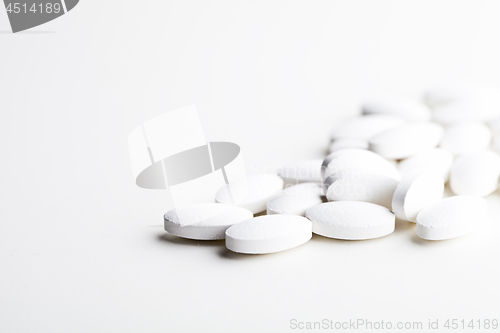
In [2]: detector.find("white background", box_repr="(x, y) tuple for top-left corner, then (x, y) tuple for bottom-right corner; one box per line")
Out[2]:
(1, 1), (500, 332)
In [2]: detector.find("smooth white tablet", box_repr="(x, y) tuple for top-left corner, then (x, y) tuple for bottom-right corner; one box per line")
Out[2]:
(322, 149), (401, 181)
(324, 169), (399, 208)
(225, 215), (312, 254)
(282, 182), (324, 196)
(369, 122), (444, 159)
(432, 100), (500, 125)
(330, 114), (405, 141)
(392, 170), (444, 222)
(305, 201), (395, 240)
(267, 194), (322, 216)
(278, 159), (323, 184)
(329, 138), (368, 153)
(416, 196), (487, 240)
(397, 148), (454, 182)
(449, 151), (500, 196)
(215, 174), (284, 214)
(362, 95), (432, 121)
(424, 82), (498, 106)
(439, 122), (492, 155)
(164, 203), (254, 240)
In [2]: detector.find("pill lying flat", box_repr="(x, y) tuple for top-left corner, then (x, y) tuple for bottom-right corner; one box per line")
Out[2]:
(225, 215), (312, 254)
(267, 194), (323, 216)
(305, 201), (395, 240)
(416, 196), (487, 240)
(322, 149), (401, 181)
(392, 170), (444, 222)
(278, 159), (323, 184)
(282, 182), (324, 196)
(439, 122), (492, 155)
(362, 95), (432, 121)
(329, 138), (369, 153)
(215, 174), (284, 214)
(330, 114), (405, 141)
(397, 148), (454, 182)
(449, 151), (500, 196)
(324, 169), (399, 208)
(164, 203), (253, 240)
(369, 123), (444, 159)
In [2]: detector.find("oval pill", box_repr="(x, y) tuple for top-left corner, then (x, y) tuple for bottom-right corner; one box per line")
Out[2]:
(330, 114), (405, 141)
(397, 148), (454, 182)
(369, 122), (444, 159)
(267, 194), (322, 216)
(225, 215), (312, 254)
(449, 151), (500, 196)
(278, 159), (323, 184)
(416, 196), (487, 240)
(329, 138), (368, 153)
(392, 170), (444, 222)
(305, 201), (395, 240)
(439, 122), (491, 155)
(362, 95), (432, 121)
(164, 203), (253, 240)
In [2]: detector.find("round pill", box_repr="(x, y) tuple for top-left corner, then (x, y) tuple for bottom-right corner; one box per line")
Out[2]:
(392, 170), (444, 222)
(164, 203), (253, 240)
(416, 196), (487, 240)
(324, 169), (399, 208)
(322, 149), (400, 181)
(278, 159), (323, 184)
(215, 174), (284, 214)
(329, 138), (369, 153)
(267, 194), (323, 216)
(439, 122), (492, 155)
(449, 151), (500, 196)
(369, 122), (444, 159)
(330, 114), (405, 141)
(225, 215), (312, 254)
(397, 148), (454, 182)
(362, 95), (432, 121)
(305, 201), (395, 240)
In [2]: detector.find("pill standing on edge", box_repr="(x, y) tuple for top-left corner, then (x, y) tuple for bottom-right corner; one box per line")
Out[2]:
(305, 201), (395, 240)
(225, 215), (312, 254)
(449, 151), (500, 196)
(416, 196), (487, 240)
(392, 170), (444, 222)
(164, 203), (254, 240)
(215, 174), (284, 214)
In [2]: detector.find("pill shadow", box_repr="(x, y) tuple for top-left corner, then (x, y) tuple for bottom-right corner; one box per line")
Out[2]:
(394, 218), (415, 234)
(411, 234), (457, 246)
(157, 233), (224, 247)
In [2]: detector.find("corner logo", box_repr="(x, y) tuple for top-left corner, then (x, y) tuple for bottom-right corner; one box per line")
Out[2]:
(3, 0), (79, 33)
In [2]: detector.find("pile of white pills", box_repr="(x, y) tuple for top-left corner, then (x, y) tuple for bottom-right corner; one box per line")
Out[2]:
(164, 83), (500, 254)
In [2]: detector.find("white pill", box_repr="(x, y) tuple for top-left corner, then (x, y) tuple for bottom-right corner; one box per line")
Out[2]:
(491, 136), (500, 154)
(164, 203), (253, 240)
(449, 151), (500, 196)
(324, 169), (399, 208)
(329, 138), (368, 153)
(369, 122), (444, 159)
(432, 100), (500, 125)
(305, 201), (395, 240)
(330, 114), (405, 141)
(397, 148), (454, 182)
(282, 182), (324, 196)
(487, 117), (500, 136)
(267, 194), (322, 216)
(322, 148), (401, 181)
(225, 215), (312, 254)
(439, 122), (492, 155)
(392, 170), (444, 222)
(215, 174), (284, 214)
(278, 159), (323, 184)
(416, 196), (487, 240)
(362, 95), (432, 121)
(424, 82), (498, 106)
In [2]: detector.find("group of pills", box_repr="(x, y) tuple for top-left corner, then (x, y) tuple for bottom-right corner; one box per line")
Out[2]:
(164, 83), (500, 254)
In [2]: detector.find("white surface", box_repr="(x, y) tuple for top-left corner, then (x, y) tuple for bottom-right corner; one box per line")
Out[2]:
(2, 1), (500, 332)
